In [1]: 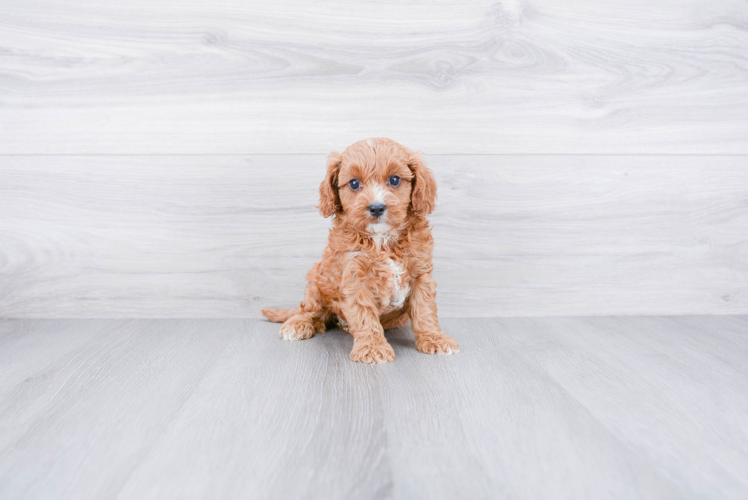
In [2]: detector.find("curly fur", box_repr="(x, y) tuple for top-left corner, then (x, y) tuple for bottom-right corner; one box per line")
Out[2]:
(262, 137), (459, 363)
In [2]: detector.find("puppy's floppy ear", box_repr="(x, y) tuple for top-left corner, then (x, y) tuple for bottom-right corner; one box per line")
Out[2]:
(318, 151), (342, 218)
(408, 151), (437, 216)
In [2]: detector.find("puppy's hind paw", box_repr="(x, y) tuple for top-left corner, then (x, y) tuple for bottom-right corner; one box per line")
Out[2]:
(279, 316), (315, 341)
(416, 333), (460, 355)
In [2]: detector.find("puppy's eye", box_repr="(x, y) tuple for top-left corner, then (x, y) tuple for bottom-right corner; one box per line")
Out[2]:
(388, 175), (400, 187)
(349, 178), (360, 191)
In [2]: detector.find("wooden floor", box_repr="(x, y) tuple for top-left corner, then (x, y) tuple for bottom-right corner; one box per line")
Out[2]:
(1, 316), (746, 499)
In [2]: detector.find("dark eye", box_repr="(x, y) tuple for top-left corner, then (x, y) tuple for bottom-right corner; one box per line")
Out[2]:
(349, 178), (360, 191)
(388, 175), (400, 187)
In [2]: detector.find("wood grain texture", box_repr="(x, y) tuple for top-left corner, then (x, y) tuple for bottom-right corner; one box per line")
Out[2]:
(495, 315), (748, 498)
(1, 155), (746, 318)
(1, 0), (747, 154)
(0, 319), (236, 499)
(1, 317), (747, 499)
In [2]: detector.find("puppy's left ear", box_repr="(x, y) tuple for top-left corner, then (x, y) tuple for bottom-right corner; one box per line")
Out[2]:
(318, 151), (342, 218)
(408, 151), (437, 216)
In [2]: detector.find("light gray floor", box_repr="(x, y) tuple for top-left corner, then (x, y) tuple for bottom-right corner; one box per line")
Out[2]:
(1, 316), (746, 499)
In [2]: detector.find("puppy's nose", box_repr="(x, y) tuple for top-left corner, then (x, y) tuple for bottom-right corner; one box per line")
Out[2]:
(368, 203), (386, 218)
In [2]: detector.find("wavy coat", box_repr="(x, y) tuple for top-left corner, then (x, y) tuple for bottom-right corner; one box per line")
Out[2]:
(262, 138), (459, 363)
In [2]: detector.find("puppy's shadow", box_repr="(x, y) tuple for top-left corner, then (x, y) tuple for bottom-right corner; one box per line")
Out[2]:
(384, 326), (415, 348)
(323, 325), (414, 348)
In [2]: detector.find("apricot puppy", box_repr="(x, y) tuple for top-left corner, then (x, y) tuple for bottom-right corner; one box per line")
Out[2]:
(262, 138), (459, 363)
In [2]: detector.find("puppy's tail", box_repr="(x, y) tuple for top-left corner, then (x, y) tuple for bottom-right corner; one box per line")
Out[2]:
(261, 307), (300, 323)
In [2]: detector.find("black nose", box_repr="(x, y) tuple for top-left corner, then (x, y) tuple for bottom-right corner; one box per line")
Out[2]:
(368, 203), (386, 218)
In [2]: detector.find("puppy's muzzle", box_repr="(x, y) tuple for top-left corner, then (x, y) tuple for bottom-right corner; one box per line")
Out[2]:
(368, 203), (386, 218)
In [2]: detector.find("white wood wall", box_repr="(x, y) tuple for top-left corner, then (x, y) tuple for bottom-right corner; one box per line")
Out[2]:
(1, 0), (747, 317)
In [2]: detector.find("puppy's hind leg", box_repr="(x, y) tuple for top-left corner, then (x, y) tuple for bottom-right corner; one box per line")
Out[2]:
(381, 310), (409, 330)
(276, 279), (327, 341)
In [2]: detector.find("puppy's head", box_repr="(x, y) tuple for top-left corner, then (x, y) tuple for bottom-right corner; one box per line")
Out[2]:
(318, 138), (437, 238)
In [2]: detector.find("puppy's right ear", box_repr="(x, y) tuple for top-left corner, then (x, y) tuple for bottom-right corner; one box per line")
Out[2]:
(318, 151), (342, 218)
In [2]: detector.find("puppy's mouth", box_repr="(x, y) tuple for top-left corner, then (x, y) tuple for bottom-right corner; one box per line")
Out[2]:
(366, 220), (394, 248)
(366, 221), (391, 235)
(366, 202), (390, 233)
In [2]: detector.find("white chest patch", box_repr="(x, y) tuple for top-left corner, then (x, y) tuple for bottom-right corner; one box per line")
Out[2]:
(384, 258), (409, 311)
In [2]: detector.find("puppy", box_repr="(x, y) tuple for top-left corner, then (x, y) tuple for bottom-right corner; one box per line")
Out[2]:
(262, 137), (459, 363)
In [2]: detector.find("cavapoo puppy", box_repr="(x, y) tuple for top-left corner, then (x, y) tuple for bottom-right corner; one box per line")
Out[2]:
(262, 137), (459, 363)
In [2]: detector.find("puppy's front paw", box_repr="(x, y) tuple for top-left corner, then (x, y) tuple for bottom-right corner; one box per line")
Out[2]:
(279, 316), (315, 341)
(416, 332), (460, 355)
(350, 337), (396, 364)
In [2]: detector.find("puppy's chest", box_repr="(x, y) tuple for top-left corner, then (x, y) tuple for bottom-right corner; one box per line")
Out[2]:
(379, 257), (411, 312)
